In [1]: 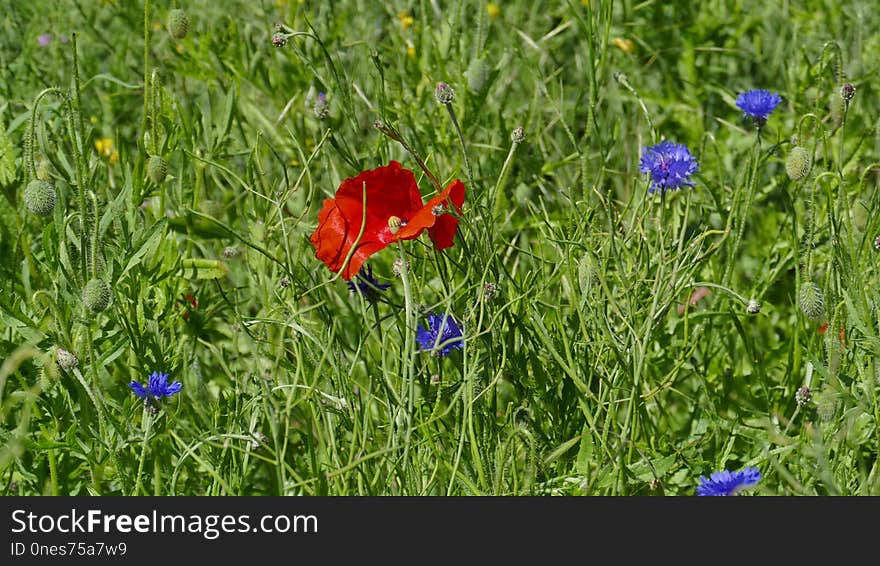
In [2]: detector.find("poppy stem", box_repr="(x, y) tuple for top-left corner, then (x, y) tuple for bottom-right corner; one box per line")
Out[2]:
(396, 244), (416, 490)
(333, 183), (369, 281)
(374, 120), (443, 192)
(443, 103), (474, 188)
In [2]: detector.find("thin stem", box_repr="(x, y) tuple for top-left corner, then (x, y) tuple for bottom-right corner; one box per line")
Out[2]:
(141, 0), (151, 150)
(492, 139), (521, 216)
(397, 244), (416, 493)
(133, 406), (153, 496)
(444, 103), (473, 187)
(88, 191), (100, 278)
(374, 120), (442, 191)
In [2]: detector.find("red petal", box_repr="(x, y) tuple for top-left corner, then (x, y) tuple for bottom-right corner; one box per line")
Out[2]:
(427, 179), (465, 250)
(309, 162), (426, 280)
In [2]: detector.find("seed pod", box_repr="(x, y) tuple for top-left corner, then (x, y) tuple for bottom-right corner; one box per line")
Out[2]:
(24, 179), (56, 216)
(510, 127), (525, 144)
(785, 146), (811, 181)
(83, 278), (112, 313)
(168, 9), (189, 40)
(146, 155), (168, 184)
(798, 280), (825, 321)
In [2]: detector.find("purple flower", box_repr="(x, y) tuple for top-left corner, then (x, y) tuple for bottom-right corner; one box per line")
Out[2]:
(37, 34), (52, 47)
(416, 313), (464, 357)
(639, 140), (699, 194)
(130, 371), (182, 400)
(735, 89), (781, 127)
(696, 466), (761, 496)
(347, 264), (390, 301)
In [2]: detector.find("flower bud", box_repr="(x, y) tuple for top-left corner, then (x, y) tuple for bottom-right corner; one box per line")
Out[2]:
(24, 179), (56, 216)
(434, 82), (455, 105)
(83, 278), (112, 313)
(56, 347), (78, 371)
(785, 146), (812, 181)
(272, 31), (286, 47)
(146, 155), (168, 184)
(168, 9), (190, 40)
(313, 92), (329, 120)
(746, 299), (761, 314)
(795, 386), (811, 407)
(798, 280), (825, 321)
(511, 126), (525, 144)
(841, 82), (856, 102)
(464, 57), (490, 93)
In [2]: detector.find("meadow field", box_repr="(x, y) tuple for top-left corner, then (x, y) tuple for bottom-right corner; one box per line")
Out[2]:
(1, 0), (879, 496)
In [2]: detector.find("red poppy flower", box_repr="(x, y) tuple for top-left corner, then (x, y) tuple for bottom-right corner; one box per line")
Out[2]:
(310, 161), (465, 280)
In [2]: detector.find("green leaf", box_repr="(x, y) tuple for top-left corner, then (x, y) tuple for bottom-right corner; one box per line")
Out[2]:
(0, 120), (15, 186)
(179, 258), (228, 280)
(575, 425), (593, 475)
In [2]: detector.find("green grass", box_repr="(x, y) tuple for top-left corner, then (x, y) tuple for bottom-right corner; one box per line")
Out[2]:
(1, 0), (880, 496)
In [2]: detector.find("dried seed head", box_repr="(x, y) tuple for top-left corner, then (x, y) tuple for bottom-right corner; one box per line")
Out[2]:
(482, 282), (498, 302)
(434, 82), (455, 105)
(222, 246), (238, 258)
(83, 278), (112, 313)
(510, 126), (525, 144)
(278, 276), (291, 289)
(798, 281), (825, 321)
(168, 9), (190, 40)
(785, 146), (812, 181)
(146, 155), (168, 184)
(24, 179), (56, 216)
(392, 257), (409, 277)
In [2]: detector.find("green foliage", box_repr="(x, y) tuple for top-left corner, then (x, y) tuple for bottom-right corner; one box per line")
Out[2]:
(1, 0), (880, 496)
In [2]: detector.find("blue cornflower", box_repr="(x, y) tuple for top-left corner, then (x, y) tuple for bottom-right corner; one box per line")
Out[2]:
(347, 264), (390, 301)
(735, 89), (781, 126)
(639, 140), (699, 194)
(696, 466), (761, 496)
(416, 313), (464, 357)
(130, 371), (182, 400)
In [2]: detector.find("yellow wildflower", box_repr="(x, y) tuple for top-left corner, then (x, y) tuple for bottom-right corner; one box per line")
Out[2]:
(398, 10), (414, 32)
(94, 138), (119, 165)
(487, 2), (500, 19)
(406, 39), (416, 58)
(612, 37), (634, 53)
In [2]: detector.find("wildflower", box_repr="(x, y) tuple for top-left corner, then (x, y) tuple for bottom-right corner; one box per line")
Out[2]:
(347, 264), (391, 300)
(406, 40), (416, 58)
(612, 37), (634, 53)
(735, 89), (781, 127)
(841, 83), (856, 103)
(310, 161), (465, 280)
(94, 138), (119, 164)
(130, 371), (182, 401)
(313, 92), (329, 120)
(795, 386), (812, 407)
(486, 2), (500, 19)
(398, 10), (414, 31)
(639, 140), (698, 194)
(696, 466), (761, 496)
(416, 313), (464, 357)
(272, 31), (287, 47)
(37, 34), (52, 46)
